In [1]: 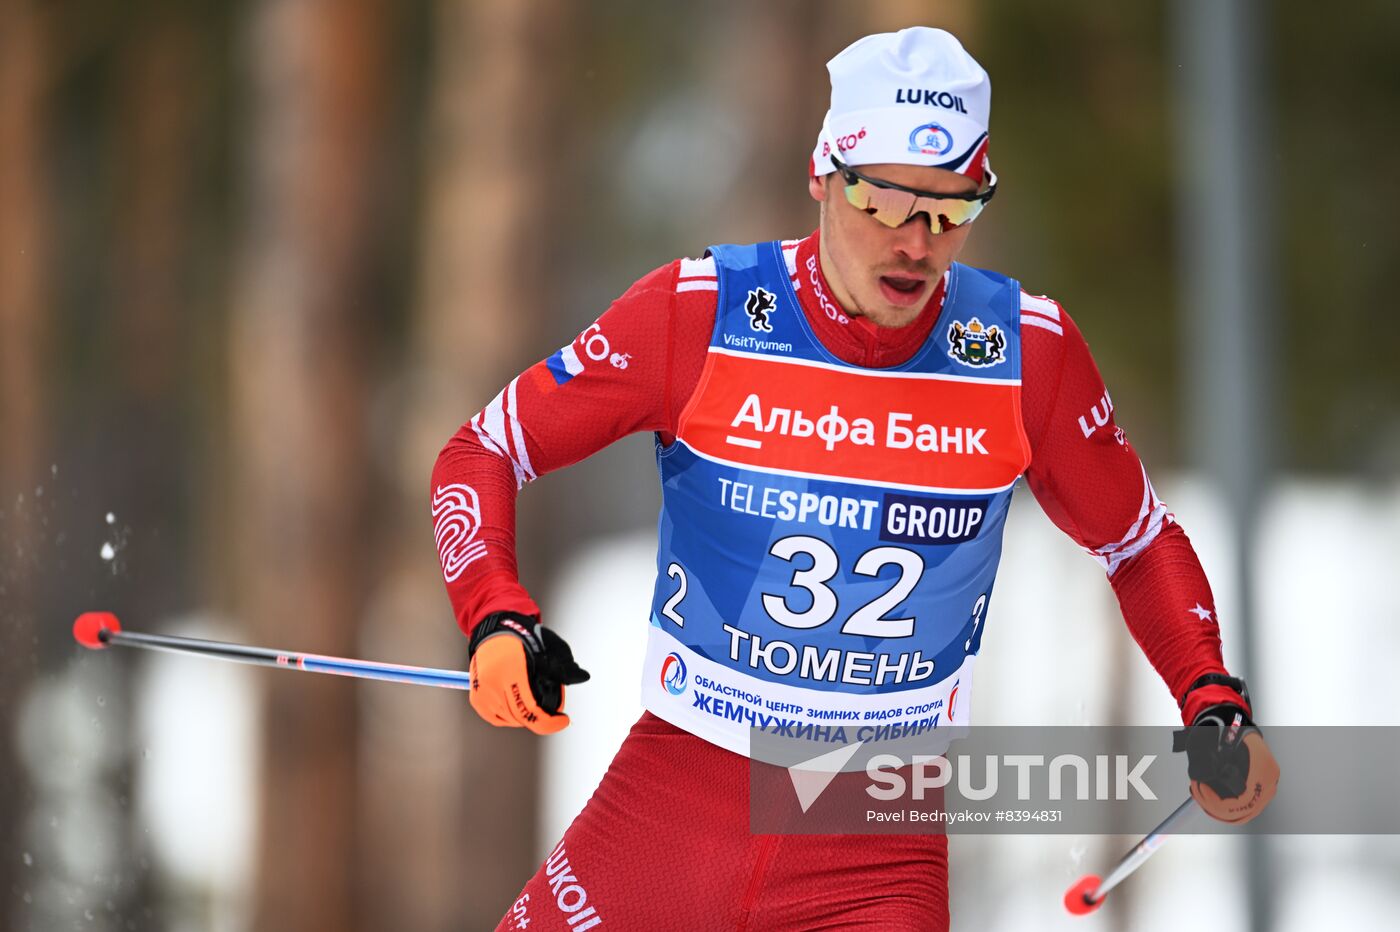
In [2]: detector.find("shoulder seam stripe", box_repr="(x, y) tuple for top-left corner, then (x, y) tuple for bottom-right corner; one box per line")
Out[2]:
(1022, 315), (1063, 335)
(1019, 292), (1061, 320)
(679, 257), (716, 278)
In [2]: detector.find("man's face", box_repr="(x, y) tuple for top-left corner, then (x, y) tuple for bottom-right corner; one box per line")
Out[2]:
(810, 163), (979, 329)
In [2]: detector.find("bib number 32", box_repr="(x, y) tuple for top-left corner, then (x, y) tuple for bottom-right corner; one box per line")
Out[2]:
(761, 535), (923, 638)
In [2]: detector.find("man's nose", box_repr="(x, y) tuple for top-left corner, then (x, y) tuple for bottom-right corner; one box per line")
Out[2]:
(891, 215), (935, 262)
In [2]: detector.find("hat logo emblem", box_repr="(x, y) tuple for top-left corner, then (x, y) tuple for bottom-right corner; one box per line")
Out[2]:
(907, 122), (954, 156)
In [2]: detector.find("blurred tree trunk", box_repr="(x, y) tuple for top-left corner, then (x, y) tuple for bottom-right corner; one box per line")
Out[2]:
(710, 0), (832, 240)
(0, 0), (49, 921)
(865, 0), (977, 39)
(357, 1), (573, 928)
(229, 1), (390, 929)
(113, 10), (198, 408)
(85, 7), (207, 922)
(107, 0), (204, 670)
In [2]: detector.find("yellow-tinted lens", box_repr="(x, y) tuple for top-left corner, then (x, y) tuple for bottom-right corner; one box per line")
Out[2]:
(843, 176), (985, 234)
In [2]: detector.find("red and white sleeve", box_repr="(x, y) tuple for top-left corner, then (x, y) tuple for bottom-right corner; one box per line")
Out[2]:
(1019, 292), (1249, 725)
(429, 259), (714, 639)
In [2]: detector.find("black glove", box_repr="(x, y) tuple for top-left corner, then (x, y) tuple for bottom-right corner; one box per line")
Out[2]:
(469, 612), (590, 717)
(1172, 702), (1279, 823)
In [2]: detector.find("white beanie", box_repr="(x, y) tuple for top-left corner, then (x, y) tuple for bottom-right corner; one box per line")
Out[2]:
(811, 27), (991, 181)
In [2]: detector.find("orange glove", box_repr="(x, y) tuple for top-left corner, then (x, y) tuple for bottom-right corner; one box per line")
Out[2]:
(1175, 706), (1280, 824)
(467, 612), (589, 735)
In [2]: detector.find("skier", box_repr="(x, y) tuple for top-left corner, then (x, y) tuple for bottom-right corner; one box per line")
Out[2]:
(431, 27), (1279, 930)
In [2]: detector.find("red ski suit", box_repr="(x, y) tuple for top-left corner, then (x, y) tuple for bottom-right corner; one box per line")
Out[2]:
(432, 232), (1248, 929)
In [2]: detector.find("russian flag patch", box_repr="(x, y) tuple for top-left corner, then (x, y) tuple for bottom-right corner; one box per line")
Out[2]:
(545, 343), (585, 386)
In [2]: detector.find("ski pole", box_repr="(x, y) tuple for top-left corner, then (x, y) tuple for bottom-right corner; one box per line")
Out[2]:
(73, 611), (472, 691)
(1063, 797), (1198, 915)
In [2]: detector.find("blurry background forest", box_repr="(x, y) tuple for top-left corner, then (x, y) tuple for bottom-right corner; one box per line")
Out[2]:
(1, 1), (1397, 930)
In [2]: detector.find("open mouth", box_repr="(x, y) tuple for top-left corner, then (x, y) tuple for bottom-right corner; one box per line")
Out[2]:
(878, 274), (927, 307)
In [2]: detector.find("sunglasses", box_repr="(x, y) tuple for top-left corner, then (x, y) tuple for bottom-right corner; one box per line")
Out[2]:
(832, 155), (997, 235)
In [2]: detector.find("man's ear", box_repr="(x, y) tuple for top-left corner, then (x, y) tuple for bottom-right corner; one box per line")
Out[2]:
(808, 171), (827, 203)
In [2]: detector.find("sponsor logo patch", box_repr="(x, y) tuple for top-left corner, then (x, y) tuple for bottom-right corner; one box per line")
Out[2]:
(682, 351), (1026, 492)
(908, 122), (954, 156)
(546, 322), (628, 386)
(544, 843), (602, 930)
(1078, 390), (1114, 438)
(745, 287), (777, 333)
(432, 483), (487, 581)
(821, 126), (867, 157)
(660, 652), (688, 696)
(895, 88), (970, 113)
(947, 317), (1006, 368)
(879, 492), (990, 546)
(508, 893), (531, 930)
